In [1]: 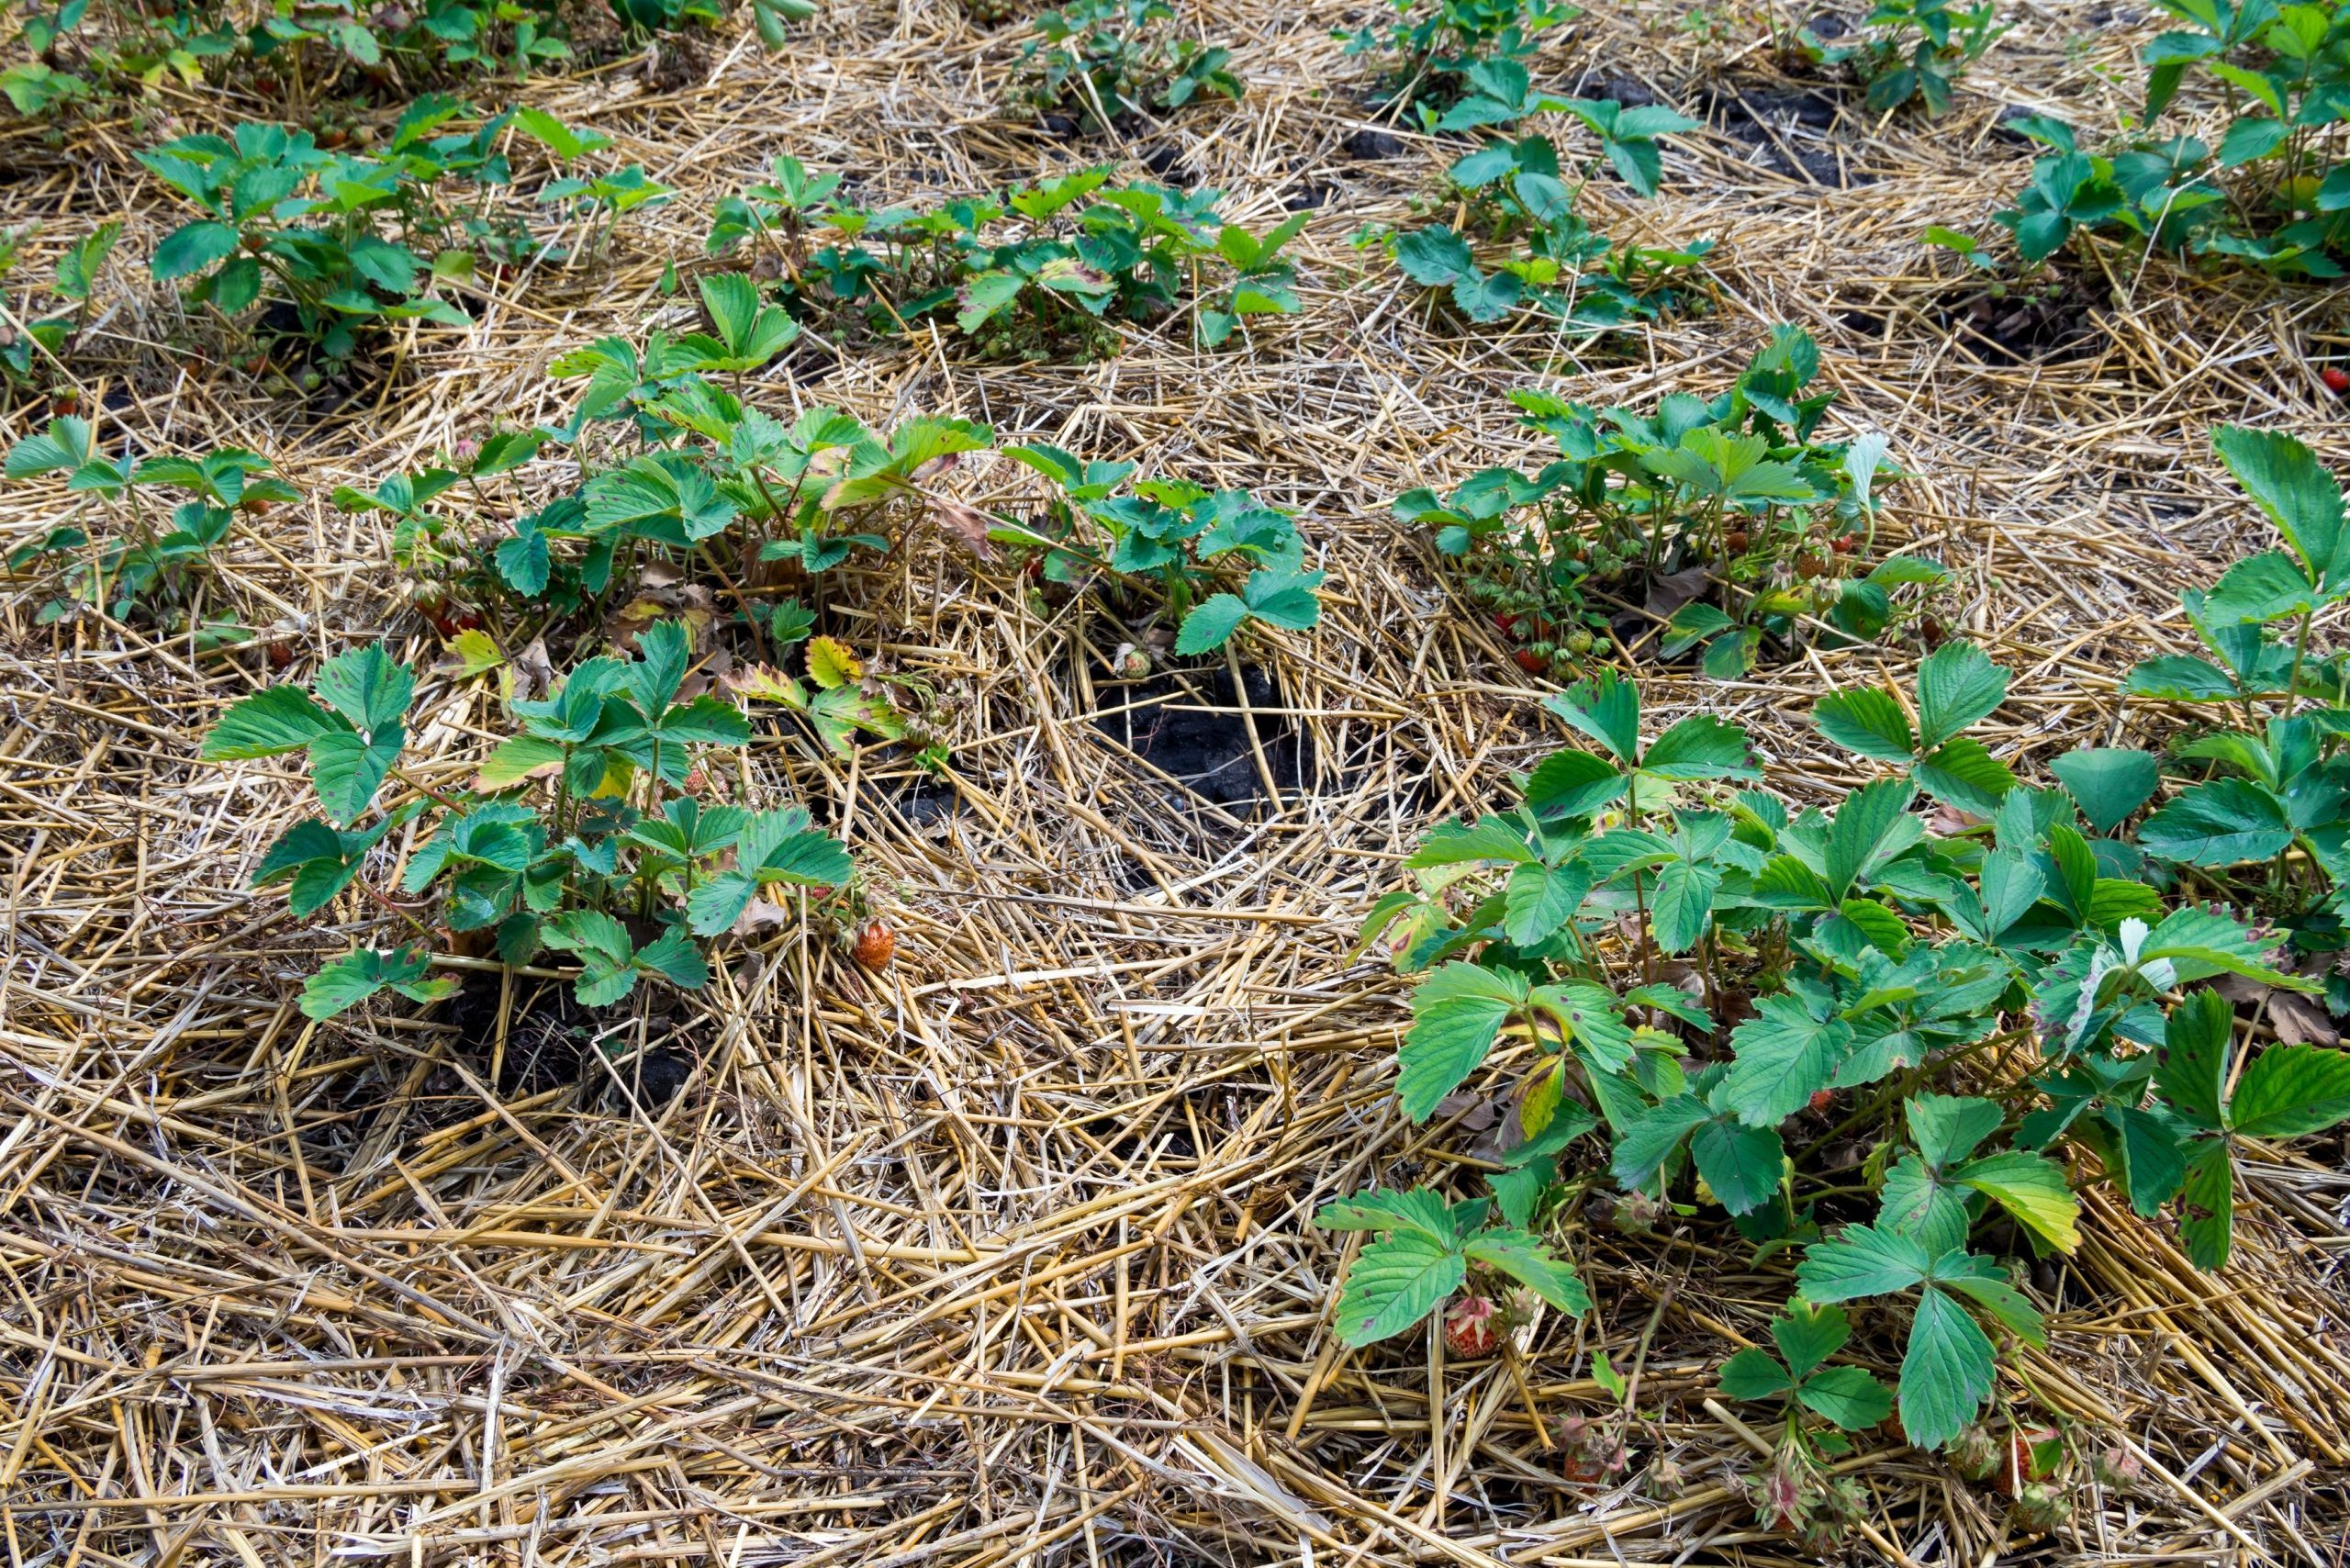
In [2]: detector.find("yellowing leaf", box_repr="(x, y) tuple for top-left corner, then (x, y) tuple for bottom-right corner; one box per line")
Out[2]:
(589, 754), (635, 799)
(1521, 1061), (1563, 1137)
(439, 629), (504, 678)
(477, 735), (565, 790)
(805, 635), (861, 691)
(724, 662), (809, 706)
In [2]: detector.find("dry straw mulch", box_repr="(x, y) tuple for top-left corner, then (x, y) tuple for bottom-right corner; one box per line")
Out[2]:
(3, 0), (2349, 1562)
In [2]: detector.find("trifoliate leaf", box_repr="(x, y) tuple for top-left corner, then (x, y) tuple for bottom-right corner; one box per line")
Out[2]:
(1334, 1229), (1465, 1345)
(2229, 1043), (2350, 1138)
(1814, 686), (1915, 762)
(1723, 993), (1852, 1126)
(1398, 963), (1527, 1121)
(1897, 1287), (1997, 1450)
(299, 946), (448, 1020)
(1916, 641), (2008, 751)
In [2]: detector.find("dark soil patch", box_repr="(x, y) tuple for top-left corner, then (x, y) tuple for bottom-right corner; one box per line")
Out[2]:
(442, 969), (708, 1108)
(1596, 73), (1659, 108)
(1035, 106), (1149, 141)
(610, 1045), (695, 1112)
(447, 969), (610, 1095)
(1091, 663), (1311, 809)
(1137, 144), (1194, 183)
(887, 773), (964, 828)
(1937, 268), (2103, 365)
(1704, 79), (1874, 188)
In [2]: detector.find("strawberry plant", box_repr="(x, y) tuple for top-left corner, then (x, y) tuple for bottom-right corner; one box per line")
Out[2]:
(2, 0), (235, 118)
(513, 107), (672, 263)
(1326, 598), (2350, 1458)
(992, 445), (1325, 654)
(1317, 1190), (1588, 1347)
(1386, 86), (1710, 335)
(1339, 0), (1578, 124)
(722, 165), (1302, 356)
(5, 415), (297, 644)
(140, 104), (506, 367)
(1718, 1302), (1894, 1438)
(1014, 0), (1243, 133)
(1802, 0), (2005, 117)
(201, 622), (853, 1019)
(0, 220), (118, 399)
(1398, 328), (1941, 680)
(705, 153), (842, 273)
(1994, 1), (2350, 278)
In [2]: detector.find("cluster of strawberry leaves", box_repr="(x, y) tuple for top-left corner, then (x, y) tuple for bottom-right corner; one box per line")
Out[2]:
(3, 0), (811, 124)
(1400, 326), (1939, 681)
(139, 104), (666, 368)
(345, 281), (1320, 667)
(201, 621), (851, 1019)
(1325, 423), (2350, 1461)
(6, 415), (297, 644)
(1989, 0), (2350, 280)
(707, 163), (1307, 356)
(1388, 73), (1711, 333)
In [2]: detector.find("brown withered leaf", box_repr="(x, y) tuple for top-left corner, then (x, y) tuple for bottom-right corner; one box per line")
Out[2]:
(733, 897), (795, 936)
(1432, 1092), (1497, 1130)
(1644, 566), (1710, 619)
(929, 496), (998, 561)
(510, 637), (554, 703)
(2274, 991), (2339, 1047)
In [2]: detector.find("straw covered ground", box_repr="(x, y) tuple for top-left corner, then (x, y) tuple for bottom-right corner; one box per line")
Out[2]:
(3, 0), (2349, 1562)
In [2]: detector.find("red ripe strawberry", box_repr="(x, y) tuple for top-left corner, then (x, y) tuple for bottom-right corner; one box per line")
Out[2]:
(266, 640), (294, 669)
(1514, 648), (1546, 674)
(852, 921), (896, 969)
(1830, 536), (1854, 556)
(50, 392), (78, 417)
(2323, 366), (2350, 396)
(426, 611), (458, 637)
(1443, 1294), (1499, 1359)
(452, 611), (482, 633)
(1494, 611), (1520, 637)
(1807, 1088), (1835, 1113)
